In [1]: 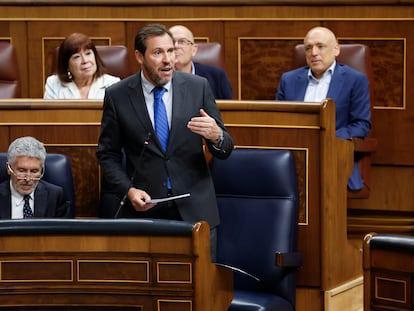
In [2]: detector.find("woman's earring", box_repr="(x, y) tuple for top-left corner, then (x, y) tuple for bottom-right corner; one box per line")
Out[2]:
(67, 71), (73, 80)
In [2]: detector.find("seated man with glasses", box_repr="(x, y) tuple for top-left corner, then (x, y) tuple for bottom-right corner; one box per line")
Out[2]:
(169, 25), (233, 99)
(0, 136), (69, 219)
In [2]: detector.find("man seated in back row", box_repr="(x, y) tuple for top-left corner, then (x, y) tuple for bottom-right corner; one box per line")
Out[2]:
(276, 26), (371, 190)
(0, 136), (70, 218)
(169, 25), (233, 99)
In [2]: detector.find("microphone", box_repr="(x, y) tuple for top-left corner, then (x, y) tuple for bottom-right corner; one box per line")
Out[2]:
(114, 132), (152, 218)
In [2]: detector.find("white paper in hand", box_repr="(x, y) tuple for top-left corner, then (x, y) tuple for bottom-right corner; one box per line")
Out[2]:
(145, 193), (190, 204)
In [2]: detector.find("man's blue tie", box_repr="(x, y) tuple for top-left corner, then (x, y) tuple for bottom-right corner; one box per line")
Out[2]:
(153, 87), (169, 152)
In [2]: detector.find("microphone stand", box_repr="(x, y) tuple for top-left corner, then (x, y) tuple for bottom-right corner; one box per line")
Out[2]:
(114, 133), (151, 218)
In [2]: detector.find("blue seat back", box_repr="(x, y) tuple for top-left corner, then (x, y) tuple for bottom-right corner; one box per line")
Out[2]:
(211, 148), (299, 307)
(0, 153), (75, 217)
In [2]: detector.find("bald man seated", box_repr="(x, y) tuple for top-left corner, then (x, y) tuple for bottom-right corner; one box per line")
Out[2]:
(276, 26), (371, 190)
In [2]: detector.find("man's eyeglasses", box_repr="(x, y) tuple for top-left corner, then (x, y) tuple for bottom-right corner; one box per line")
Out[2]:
(7, 163), (44, 181)
(175, 38), (194, 48)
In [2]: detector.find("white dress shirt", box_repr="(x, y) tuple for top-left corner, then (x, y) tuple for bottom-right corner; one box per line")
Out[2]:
(43, 74), (120, 99)
(304, 61), (336, 102)
(10, 180), (34, 219)
(141, 71), (173, 128)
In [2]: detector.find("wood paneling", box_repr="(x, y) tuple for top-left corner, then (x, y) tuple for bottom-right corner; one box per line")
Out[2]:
(0, 219), (233, 310)
(0, 0), (411, 4)
(1, 16), (413, 167)
(363, 233), (414, 311)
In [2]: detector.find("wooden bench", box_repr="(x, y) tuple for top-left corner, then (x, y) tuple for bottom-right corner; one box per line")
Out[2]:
(0, 218), (233, 310)
(363, 232), (414, 311)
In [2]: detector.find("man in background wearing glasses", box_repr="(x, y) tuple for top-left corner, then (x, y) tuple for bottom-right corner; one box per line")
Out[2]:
(0, 136), (69, 219)
(169, 25), (233, 100)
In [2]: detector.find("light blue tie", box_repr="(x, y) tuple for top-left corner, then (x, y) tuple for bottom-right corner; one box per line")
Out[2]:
(153, 87), (169, 152)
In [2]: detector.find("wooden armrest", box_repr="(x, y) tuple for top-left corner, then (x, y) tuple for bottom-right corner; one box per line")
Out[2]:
(275, 252), (303, 268)
(353, 137), (378, 153)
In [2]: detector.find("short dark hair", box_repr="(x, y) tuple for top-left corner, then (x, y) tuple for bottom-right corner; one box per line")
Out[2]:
(57, 33), (106, 83)
(134, 23), (175, 55)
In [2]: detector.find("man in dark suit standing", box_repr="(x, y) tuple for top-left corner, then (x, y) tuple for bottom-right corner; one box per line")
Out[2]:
(96, 23), (234, 260)
(169, 25), (233, 99)
(276, 26), (371, 190)
(0, 136), (69, 219)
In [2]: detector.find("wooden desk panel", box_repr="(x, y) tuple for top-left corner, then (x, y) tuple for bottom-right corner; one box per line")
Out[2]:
(363, 233), (414, 311)
(0, 219), (233, 311)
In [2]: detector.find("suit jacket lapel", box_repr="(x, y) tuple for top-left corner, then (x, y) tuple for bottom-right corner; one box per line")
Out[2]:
(295, 69), (309, 101)
(128, 73), (166, 156)
(327, 65), (345, 99)
(169, 73), (187, 155)
(127, 73), (154, 132)
(0, 182), (12, 218)
(33, 182), (48, 217)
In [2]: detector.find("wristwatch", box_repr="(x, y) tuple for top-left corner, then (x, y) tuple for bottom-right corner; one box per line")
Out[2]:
(212, 130), (224, 146)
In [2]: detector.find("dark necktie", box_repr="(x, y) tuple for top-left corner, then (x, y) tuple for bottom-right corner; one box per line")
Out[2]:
(23, 195), (34, 218)
(153, 87), (169, 152)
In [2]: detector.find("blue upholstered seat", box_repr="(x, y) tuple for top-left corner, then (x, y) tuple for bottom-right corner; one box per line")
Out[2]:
(0, 152), (76, 217)
(211, 148), (302, 311)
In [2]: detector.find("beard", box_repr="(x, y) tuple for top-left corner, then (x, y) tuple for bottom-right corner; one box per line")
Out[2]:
(13, 179), (38, 196)
(143, 62), (170, 86)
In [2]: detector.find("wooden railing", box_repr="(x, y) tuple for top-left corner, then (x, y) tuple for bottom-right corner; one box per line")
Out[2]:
(0, 218), (233, 310)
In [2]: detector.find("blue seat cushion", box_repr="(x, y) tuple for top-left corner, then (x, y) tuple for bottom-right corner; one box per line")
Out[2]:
(229, 290), (294, 311)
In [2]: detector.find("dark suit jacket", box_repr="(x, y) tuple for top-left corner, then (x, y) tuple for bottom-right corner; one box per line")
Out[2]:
(97, 71), (234, 228)
(276, 63), (372, 189)
(194, 62), (233, 99)
(0, 180), (69, 219)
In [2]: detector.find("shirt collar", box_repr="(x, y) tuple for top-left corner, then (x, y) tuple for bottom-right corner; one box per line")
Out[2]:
(9, 180), (34, 202)
(308, 60), (336, 81)
(140, 71), (172, 95)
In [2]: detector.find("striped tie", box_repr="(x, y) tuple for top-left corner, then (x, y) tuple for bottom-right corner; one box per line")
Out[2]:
(153, 87), (169, 152)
